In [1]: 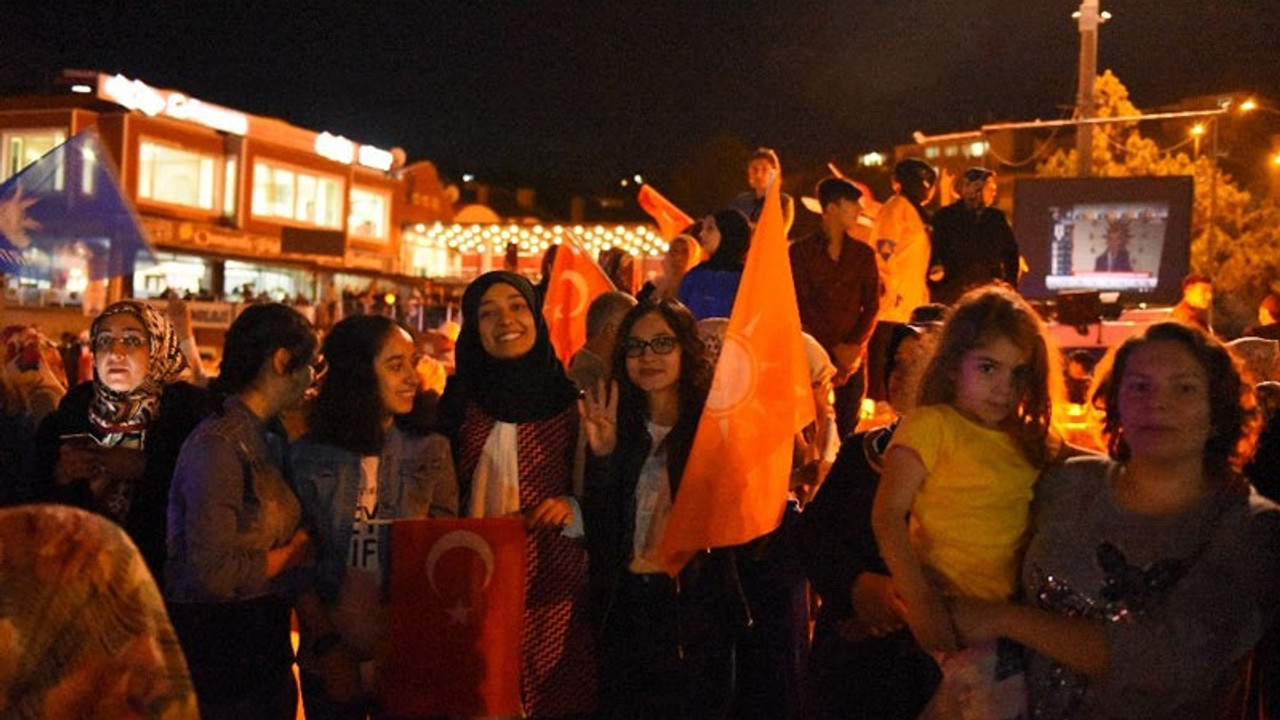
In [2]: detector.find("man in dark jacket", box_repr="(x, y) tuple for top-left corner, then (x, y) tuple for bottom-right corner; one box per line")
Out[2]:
(928, 168), (1020, 305)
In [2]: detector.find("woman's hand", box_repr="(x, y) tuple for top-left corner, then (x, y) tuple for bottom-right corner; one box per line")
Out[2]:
(903, 586), (958, 654)
(524, 496), (575, 531)
(850, 572), (908, 639)
(266, 528), (313, 578)
(577, 380), (618, 456)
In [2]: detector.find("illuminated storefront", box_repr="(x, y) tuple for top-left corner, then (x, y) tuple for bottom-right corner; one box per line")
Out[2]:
(0, 70), (453, 313)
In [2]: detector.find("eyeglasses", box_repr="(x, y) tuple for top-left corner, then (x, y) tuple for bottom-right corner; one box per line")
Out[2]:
(622, 335), (679, 358)
(93, 335), (147, 352)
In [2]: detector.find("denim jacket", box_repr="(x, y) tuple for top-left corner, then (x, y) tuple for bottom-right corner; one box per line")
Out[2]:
(290, 426), (458, 605)
(166, 396), (302, 603)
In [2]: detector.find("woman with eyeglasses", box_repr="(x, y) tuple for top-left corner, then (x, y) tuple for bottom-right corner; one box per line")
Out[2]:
(437, 270), (597, 718)
(166, 303), (320, 720)
(31, 299), (215, 586)
(579, 298), (749, 719)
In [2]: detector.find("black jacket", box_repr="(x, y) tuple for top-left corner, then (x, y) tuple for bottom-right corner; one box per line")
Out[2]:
(32, 381), (215, 585)
(582, 416), (749, 655)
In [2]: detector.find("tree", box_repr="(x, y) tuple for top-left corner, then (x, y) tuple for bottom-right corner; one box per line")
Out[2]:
(1037, 70), (1280, 334)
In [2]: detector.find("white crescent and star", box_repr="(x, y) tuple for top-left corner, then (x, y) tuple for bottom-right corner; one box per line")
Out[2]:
(424, 529), (497, 625)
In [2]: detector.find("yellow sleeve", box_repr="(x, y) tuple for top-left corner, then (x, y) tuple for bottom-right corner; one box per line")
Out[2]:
(887, 405), (947, 475)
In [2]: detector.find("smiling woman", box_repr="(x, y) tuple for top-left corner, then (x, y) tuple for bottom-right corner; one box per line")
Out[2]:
(437, 270), (598, 717)
(290, 314), (458, 717)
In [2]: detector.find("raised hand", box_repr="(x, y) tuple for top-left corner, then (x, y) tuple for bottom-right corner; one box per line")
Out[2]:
(577, 379), (618, 456)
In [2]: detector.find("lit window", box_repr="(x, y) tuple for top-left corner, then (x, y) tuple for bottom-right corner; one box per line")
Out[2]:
(944, 145), (959, 157)
(250, 159), (344, 229)
(924, 146), (940, 159)
(349, 186), (390, 241)
(2, 129), (66, 183)
(968, 140), (987, 157)
(137, 138), (218, 210)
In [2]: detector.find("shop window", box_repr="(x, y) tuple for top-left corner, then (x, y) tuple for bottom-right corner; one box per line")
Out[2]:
(251, 159), (343, 229)
(2, 129), (66, 183)
(349, 186), (391, 242)
(138, 138), (218, 210)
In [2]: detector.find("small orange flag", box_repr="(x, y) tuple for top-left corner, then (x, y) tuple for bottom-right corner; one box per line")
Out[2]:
(542, 237), (615, 366)
(637, 183), (695, 240)
(656, 174), (815, 576)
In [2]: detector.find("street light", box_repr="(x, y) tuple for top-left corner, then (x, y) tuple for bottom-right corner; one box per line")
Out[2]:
(1190, 123), (1206, 157)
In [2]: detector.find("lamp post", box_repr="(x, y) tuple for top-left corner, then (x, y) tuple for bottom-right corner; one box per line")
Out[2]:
(1073, 0), (1111, 177)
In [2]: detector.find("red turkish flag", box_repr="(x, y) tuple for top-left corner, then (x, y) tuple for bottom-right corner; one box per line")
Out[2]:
(637, 183), (695, 240)
(656, 173), (814, 575)
(381, 518), (526, 718)
(542, 237), (615, 366)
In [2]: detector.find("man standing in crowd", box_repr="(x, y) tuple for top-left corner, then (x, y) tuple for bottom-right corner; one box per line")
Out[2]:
(927, 167), (1020, 305)
(1172, 273), (1214, 334)
(731, 147), (796, 235)
(789, 177), (881, 437)
(867, 158), (936, 405)
(566, 291), (637, 392)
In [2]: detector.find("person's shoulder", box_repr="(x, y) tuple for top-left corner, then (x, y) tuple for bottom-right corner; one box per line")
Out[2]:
(1036, 453), (1112, 504)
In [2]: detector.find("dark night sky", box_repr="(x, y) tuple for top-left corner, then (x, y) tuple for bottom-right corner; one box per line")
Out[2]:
(3, 1), (1276, 190)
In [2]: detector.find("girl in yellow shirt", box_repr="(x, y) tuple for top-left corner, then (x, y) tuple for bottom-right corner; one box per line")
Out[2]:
(872, 285), (1062, 719)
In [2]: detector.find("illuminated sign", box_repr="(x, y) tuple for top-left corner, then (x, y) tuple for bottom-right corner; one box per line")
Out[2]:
(99, 74), (250, 135)
(358, 145), (394, 171)
(314, 132), (355, 164)
(315, 132), (395, 171)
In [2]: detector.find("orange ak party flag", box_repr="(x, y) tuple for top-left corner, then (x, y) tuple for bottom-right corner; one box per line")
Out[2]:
(637, 183), (696, 240)
(381, 517), (527, 717)
(656, 174), (815, 576)
(542, 237), (615, 366)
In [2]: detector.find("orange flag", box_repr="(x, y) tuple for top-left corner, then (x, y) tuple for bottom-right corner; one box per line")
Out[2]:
(382, 518), (527, 717)
(656, 174), (815, 575)
(542, 237), (615, 366)
(637, 183), (695, 240)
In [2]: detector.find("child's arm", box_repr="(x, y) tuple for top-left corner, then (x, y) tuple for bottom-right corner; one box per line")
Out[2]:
(870, 444), (958, 654)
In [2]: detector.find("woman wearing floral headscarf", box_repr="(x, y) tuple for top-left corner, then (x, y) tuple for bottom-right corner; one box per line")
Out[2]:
(33, 300), (214, 586)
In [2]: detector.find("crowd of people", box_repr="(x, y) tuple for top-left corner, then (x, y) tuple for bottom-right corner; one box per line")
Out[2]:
(1, 150), (1278, 720)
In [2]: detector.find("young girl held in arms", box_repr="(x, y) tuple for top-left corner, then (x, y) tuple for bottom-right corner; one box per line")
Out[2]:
(872, 285), (1062, 719)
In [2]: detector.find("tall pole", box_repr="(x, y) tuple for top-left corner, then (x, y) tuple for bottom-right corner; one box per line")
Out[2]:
(1210, 117), (1219, 268)
(1075, 0), (1102, 177)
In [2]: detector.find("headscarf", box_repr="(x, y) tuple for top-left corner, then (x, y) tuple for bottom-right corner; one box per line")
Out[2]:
(701, 209), (751, 271)
(445, 271), (578, 426)
(88, 300), (187, 434)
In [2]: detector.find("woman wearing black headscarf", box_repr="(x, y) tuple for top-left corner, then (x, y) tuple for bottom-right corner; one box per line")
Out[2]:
(438, 270), (597, 718)
(678, 209), (751, 320)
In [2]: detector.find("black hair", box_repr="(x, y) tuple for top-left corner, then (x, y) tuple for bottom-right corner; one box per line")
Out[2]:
(210, 303), (316, 402)
(308, 314), (409, 455)
(816, 177), (864, 210)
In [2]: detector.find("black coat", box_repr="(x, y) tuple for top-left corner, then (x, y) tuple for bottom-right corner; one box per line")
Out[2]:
(32, 381), (215, 585)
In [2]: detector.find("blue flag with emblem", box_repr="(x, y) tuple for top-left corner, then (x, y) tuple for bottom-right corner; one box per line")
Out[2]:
(0, 129), (153, 278)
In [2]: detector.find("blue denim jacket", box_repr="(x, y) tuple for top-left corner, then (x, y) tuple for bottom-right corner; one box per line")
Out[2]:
(290, 426), (458, 604)
(166, 397), (302, 603)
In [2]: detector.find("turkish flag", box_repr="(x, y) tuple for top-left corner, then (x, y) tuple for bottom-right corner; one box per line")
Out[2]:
(637, 183), (695, 240)
(656, 173), (815, 576)
(381, 517), (526, 718)
(542, 237), (614, 366)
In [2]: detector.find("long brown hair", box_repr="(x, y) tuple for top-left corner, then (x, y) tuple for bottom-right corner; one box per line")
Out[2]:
(917, 285), (1060, 466)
